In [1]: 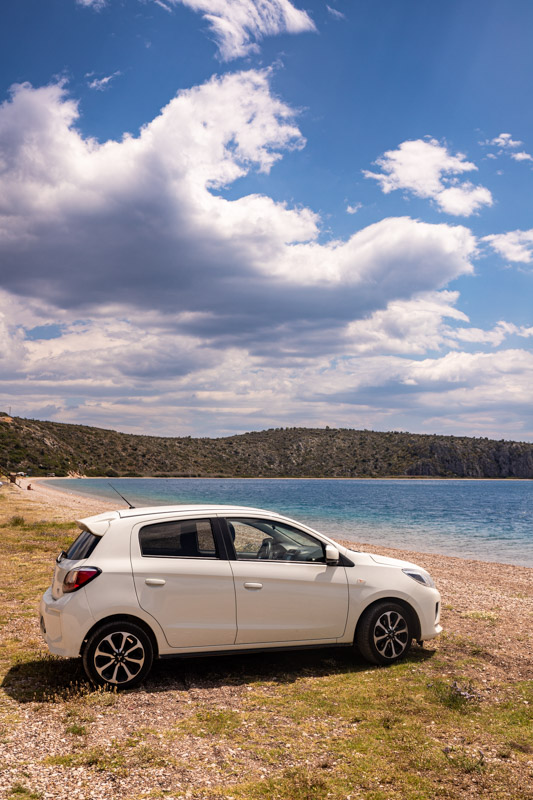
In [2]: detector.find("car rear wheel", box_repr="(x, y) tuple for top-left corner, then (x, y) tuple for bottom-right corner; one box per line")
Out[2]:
(83, 621), (153, 689)
(356, 602), (412, 665)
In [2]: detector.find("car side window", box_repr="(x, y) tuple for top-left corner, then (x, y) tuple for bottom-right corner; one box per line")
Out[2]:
(227, 518), (325, 563)
(139, 519), (218, 558)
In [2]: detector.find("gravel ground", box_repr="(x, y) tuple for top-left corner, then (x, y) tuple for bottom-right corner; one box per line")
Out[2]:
(1, 480), (531, 800)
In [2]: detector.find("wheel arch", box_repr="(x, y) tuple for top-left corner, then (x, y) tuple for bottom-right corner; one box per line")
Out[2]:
(80, 614), (160, 659)
(354, 597), (421, 643)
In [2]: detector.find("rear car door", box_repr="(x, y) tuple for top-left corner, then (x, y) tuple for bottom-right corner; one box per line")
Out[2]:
(130, 516), (236, 648)
(224, 517), (349, 645)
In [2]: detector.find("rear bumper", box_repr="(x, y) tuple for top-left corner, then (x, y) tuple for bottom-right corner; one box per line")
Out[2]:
(40, 587), (95, 658)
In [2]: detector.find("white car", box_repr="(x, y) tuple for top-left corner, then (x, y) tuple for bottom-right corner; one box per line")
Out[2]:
(40, 505), (442, 689)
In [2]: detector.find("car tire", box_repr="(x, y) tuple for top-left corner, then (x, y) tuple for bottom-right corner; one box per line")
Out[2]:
(356, 602), (412, 665)
(82, 621), (153, 689)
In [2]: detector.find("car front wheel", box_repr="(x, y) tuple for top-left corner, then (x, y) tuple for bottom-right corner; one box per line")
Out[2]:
(82, 621), (153, 689)
(356, 602), (412, 665)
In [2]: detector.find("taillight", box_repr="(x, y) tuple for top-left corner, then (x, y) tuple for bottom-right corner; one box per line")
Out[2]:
(63, 567), (101, 594)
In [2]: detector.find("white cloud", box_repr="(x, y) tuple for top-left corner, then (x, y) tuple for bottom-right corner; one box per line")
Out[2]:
(490, 132), (522, 149)
(343, 293), (529, 355)
(162, 0), (316, 59)
(86, 71), (121, 91)
(268, 217), (476, 287)
(0, 74), (477, 323)
(346, 202), (362, 214)
(76, 0), (316, 59)
(436, 183), (493, 216)
(327, 5), (345, 20)
(344, 291), (468, 355)
(482, 133), (533, 165)
(364, 138), (493, 216)
(76, 0), (107, 8)
(483, 229), (533, 264)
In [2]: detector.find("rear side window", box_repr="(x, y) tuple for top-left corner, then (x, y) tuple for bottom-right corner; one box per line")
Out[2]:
(139, 519), (218, 558)
(66, 530), (100, 560)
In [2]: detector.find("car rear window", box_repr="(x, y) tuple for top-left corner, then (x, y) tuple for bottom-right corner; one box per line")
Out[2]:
(139, 519), (218, 558)
(66, 530), (101, 560)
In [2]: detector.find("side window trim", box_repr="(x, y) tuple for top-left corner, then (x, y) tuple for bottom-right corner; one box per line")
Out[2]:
(220, 517), (327, 564)
(138, 517), (229, 560)
(218, 517), (238, 561)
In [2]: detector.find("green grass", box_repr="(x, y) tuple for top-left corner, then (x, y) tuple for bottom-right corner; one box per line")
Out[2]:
(183, 708), (242, 736)
(7, 785), (41, 800)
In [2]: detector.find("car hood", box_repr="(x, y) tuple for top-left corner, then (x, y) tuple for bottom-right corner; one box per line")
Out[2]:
(368, 553), (422, 570)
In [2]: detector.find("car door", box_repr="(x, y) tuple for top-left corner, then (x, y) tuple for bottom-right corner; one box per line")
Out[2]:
(224, 517), (349, 645)
(130, 516), (237, 648)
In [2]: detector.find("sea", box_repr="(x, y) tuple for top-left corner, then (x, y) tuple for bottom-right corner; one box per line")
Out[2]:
(47, 477), (533, 567)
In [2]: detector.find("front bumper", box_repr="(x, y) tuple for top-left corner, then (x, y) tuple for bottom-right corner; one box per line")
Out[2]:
(417, 590), (442, 641)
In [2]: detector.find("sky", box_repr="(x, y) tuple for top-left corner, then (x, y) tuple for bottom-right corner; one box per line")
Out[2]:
(0, 0), (532, 441)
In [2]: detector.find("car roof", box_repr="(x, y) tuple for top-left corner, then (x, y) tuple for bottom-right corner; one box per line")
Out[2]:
(76, 504), (345, 549)
(77, 504), (288, 528)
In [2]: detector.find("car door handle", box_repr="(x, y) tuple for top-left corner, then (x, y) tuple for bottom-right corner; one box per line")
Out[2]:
(244, 582), (263, 590)
(145, 578), (166, 586)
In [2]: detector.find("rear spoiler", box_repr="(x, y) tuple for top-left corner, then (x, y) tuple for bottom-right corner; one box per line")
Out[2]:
(76, 510), (121, 536)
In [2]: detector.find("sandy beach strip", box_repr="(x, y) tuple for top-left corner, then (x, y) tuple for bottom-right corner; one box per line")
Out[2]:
(16, 476), (119, 519)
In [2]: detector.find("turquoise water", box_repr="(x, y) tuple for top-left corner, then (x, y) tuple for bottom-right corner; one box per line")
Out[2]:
(49, 478), (533, 567)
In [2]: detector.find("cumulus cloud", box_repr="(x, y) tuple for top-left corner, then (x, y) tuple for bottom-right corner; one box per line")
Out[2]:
(0, 73), (478, 348)
(364, 138), (493, 216)
(483, 229), (533, 264)
(511, 151), (533, 162)
(490, 133), (522, 149)
(342, 293), (531, 355)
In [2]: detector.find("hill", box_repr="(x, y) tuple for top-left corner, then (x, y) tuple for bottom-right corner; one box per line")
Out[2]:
(1, 415), (532, 478)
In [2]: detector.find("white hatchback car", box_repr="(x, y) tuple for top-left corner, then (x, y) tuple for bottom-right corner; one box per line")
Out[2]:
(40, 505), (442, 689)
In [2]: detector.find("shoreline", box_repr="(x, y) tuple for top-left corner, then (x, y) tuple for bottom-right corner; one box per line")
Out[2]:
(33, 475), (533, 481)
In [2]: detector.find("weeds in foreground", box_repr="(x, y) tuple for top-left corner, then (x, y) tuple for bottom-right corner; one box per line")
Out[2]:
(442, 745), (486, 773)
(8, 785), (41, 800)
(429, 679), (482, 710)
(252, 767), (329, 800)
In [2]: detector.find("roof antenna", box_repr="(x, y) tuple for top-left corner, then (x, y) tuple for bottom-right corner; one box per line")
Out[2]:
(108, 483), (135, 509)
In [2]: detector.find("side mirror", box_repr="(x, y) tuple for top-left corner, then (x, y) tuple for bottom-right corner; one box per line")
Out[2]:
(325, 544), (340, 565)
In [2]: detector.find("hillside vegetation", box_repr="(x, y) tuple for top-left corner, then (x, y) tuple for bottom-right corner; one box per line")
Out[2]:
(1, 415), (532, 478)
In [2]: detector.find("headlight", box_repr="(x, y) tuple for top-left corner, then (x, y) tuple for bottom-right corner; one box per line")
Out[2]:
(402, 568), (435, 588)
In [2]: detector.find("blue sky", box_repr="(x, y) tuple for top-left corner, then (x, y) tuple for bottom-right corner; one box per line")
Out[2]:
(1, 0), (532, 440)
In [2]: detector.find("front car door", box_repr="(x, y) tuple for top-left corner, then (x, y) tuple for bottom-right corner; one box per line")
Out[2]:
(223, 517), (349, 645)
(131, 516), (236, 649)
